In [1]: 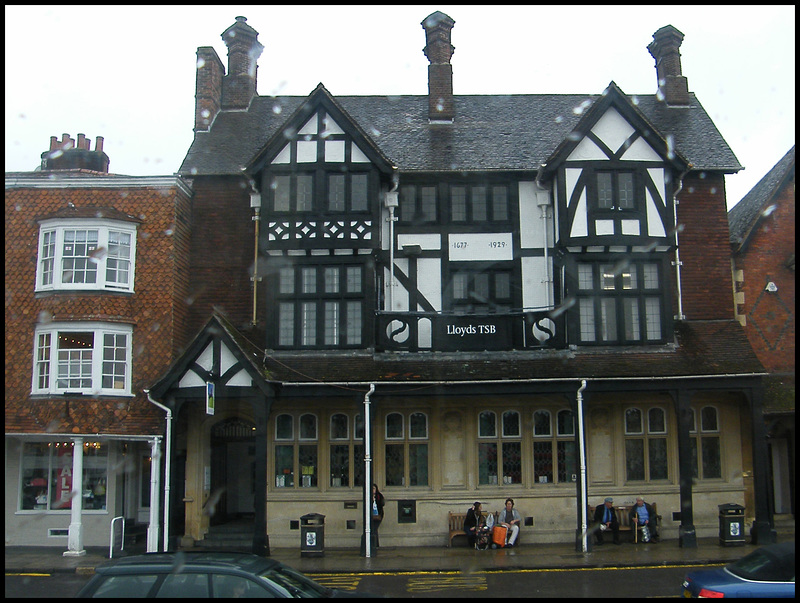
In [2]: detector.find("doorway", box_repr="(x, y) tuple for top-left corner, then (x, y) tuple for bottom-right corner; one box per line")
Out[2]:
(210, 418), (256, 525)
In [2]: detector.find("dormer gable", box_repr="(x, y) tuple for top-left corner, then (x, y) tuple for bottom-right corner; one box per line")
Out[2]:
(543, 82), (689, 176)
(544, 83), (690, 247)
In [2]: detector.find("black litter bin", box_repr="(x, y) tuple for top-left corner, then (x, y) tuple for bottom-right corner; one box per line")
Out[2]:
(718, 503), (746, 546)
(300, 513), (325, 557)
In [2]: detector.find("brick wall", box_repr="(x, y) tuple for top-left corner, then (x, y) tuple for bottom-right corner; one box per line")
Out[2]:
(186, 176), (256, 335)
(675, 172), (736, 320)
(734, 179), (795, 373)
(4, 182), (192, 435)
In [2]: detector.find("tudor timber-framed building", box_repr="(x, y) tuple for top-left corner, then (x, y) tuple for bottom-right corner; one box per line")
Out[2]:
(6, 11), (777, 554)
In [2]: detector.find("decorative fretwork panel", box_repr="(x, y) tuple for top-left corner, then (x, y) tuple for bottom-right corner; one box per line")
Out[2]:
(267, 220), (373, 243)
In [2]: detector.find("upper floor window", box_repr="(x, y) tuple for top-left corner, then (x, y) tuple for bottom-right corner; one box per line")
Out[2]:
(596, 171), (636, 210)
(276, 263), (364, 349)
(399, 185), (437, 224)
(451, 184), (510, 223)
(449, 265), (514, 314)
(575, 260), (665, 344)
(36, 220), (137, 293)
(32, 322), (133, 396)
(270, 172), (371, 214)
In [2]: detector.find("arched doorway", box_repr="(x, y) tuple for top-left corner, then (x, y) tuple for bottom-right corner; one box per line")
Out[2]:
(210, 417), (256, 525)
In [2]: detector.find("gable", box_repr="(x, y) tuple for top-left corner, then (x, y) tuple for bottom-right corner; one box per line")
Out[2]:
(545, 82), (689, 176)
(269, 111), (373, 166)
(149, 314), (274, 401)
(246, 84), (393, 177)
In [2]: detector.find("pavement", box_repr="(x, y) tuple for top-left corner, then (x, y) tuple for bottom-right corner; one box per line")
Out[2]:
(5, 519), (794, 576)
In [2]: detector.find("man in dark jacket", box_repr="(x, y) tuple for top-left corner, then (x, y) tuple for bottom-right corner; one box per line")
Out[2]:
(629, 496), (659, 542)
(594, 497), (620, 545)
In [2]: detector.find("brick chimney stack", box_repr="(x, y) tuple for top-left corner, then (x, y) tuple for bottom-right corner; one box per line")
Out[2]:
(221, 16), (264, 110)
(40, 133), (109, 172)
(195, 46), (224, 132)
(422, 11), (455, 122)
(648, 25), (691, 106)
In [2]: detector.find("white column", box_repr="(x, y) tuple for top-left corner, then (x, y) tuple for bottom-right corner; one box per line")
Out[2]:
(147, 437), (162, 552)
(64, 437), (86, 557)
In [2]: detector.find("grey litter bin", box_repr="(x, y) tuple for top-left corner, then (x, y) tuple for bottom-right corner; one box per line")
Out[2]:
(718, 503), (746, 546)
(300, 513), (325, 557)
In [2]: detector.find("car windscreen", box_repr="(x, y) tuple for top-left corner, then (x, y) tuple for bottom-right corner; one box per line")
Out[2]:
(726, 547), (794, 582)
(259, 564), (332, 597)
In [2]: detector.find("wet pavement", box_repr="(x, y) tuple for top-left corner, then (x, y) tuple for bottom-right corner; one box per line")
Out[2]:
(5, 519), (793, 576)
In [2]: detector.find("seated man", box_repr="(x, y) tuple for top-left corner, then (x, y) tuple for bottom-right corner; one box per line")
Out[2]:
(498, 497), (521, 547)
(464, 501), (485, 547)
(594, 497), (620, 545)
(629, 496), (659, 542)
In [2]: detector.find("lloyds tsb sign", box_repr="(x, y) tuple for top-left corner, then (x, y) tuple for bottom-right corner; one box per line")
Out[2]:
(436, 315), (512, 351)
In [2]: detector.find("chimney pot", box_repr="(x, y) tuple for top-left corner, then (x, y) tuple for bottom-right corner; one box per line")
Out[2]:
(95, 136), (104, 153)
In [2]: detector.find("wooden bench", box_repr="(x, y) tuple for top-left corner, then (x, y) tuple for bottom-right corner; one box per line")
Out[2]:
(448, 512), (469, 547)
(449, 510), (515, 547)
(587, 502), (660, 542)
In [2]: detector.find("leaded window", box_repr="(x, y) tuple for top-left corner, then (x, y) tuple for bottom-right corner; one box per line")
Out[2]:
(275, 263), (365, 348)
(274, 413), (318, 488)
(624, 407), (668, 482)
(478, 410), (521, 485)
(385, 412), (429, 487)
(689, 406), (722, 479)
(532, 409), (576, 484)
(575, 260), (666, 344)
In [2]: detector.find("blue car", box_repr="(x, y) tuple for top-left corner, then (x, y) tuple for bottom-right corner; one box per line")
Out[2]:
(682, 541), (794, 598)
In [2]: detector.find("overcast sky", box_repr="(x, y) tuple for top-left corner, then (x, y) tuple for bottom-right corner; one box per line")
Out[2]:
(5, 5), (795, 209)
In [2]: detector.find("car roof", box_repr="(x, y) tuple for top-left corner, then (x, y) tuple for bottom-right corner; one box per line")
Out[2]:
(95, 551), (281, 575)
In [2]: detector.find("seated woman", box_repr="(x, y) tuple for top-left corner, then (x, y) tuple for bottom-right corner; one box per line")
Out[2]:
(463, 501), (486, 547)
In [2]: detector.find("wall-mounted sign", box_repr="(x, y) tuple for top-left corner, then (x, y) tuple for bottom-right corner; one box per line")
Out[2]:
(206, 381), (215, 415)
(435, 315), (513, 351)
(448, 232), (513, 261)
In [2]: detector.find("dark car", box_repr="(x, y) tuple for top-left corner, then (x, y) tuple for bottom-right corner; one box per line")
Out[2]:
(681, 541), (795, 598)
(75, 551), (374, 598)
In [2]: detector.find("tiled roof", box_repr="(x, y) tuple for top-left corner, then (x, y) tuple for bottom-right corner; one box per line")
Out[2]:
(180, 89), (742, 177)
(729, 146), (795, 250)
(260, 320), (763, 385)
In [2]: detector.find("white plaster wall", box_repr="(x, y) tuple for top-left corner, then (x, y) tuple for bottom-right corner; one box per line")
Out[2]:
(521, 256), (551, 310)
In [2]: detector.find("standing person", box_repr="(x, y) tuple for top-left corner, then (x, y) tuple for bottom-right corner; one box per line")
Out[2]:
(594, 497), (620, 545)
(371, 483), (385, 548)
(629, 496), (659, 542)
(464, 501), (485, 547)
(499, 498), (521, 547)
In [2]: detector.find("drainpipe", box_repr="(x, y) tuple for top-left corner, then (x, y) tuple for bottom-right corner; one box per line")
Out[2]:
(576, 380), (589, 553)
(535, 172), (552, 309)
(146, 389), (172, 552)
(248, 179), (262, 326)
(385, 171), (399, 312)
(362, 383), (376, 557)
(672, 167), (691, 321)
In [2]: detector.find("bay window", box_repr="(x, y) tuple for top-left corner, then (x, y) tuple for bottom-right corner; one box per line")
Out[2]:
(32, 322), (133, 395)
(36, 219), (137, 292)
